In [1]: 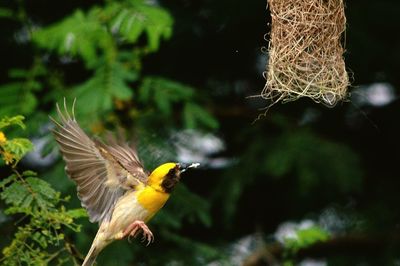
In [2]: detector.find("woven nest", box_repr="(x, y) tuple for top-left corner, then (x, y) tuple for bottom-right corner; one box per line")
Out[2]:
(262, 0), (349, 107)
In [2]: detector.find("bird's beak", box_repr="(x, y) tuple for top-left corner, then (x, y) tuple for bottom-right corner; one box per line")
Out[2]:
(178, 163), (200, 173)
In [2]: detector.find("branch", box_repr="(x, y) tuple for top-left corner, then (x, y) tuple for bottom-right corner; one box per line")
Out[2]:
(64, 234), (85, 265)
(243, 232), (400, 266)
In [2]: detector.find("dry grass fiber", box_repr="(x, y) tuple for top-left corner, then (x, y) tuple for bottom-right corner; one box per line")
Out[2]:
(262, 0), (349, 107)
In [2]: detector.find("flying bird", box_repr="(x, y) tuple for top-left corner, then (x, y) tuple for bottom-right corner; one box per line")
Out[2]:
(50, 99), (199, 266)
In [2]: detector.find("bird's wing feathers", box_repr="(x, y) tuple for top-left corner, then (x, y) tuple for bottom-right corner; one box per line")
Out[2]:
(51, 99), (148, 224)
(104, 144), (148, 180)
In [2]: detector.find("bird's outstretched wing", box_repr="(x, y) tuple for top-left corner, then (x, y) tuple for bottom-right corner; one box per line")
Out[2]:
(50, 99), (148, 224)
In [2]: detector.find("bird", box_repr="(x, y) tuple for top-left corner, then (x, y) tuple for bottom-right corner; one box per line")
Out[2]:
(50, 99), (199, 266)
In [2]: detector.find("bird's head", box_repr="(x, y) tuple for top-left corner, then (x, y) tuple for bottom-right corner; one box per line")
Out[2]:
(148, 162), (199, 193)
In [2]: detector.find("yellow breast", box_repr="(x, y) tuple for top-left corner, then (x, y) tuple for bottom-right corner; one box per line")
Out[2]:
(137, 186), (170, 221)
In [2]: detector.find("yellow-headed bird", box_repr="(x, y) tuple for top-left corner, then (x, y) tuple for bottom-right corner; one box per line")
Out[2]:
(50, 100), (199, 266)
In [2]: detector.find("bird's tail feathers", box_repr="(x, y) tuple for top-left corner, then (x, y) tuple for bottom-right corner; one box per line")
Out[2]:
(81, 243), (98, 266)
(82, 229), (109, 266)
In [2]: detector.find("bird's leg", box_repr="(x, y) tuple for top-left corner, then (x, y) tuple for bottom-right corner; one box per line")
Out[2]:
(122, 220), (154, 246)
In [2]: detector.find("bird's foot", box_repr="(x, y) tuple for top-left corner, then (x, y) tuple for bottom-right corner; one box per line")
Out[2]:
(123, 220), (154, 246)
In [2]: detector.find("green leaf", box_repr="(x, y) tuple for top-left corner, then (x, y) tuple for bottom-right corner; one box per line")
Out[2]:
(0, 83), (37, 117)
(265, 130), (362, 193)
(264, 147), (294, 177)
(8, 69), (28, 78)
(140, 3), (173, 51)
(138, 77), (218, 129)
(32, 10), (112, 68)
(184, 103), (218, 129)
(0, 174), (17, 188)
(284, 226), (330, 253)
(0, 115), (26, 129)
(32, 1), (173, 69)
(0, 8), (13, 18)
(71, 59), (135, 119)
(139, 77), (194, 115)
(66, 208), (88, 219)
(3, 138), (33, 163)
(1, 180), (28, 207)
(26, 175), (59, 205)
(106, 0), (173, 50)
(0, 171), (61, 215)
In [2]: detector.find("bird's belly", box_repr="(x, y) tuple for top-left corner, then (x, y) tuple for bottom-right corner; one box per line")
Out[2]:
(103, 188), (169, 240)
(105, 192), (149, 237)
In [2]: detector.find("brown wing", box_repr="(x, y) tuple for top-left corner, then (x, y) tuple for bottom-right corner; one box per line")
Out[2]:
(97, 131), (148, 181)
(102, 143), (148, 180)
(50, 99), (148, 224)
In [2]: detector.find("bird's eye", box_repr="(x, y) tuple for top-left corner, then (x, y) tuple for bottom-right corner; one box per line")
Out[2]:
(162, 178), (174, 189)
(167, 168), (176, 177)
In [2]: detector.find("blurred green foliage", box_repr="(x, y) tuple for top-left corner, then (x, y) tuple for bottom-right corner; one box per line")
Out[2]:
(0, 116), (86, 265)
(282, 226), (330, 266)
(0, 116), (33, 166)
(0, 0), (219, 265)
(284, 226), (330, 254)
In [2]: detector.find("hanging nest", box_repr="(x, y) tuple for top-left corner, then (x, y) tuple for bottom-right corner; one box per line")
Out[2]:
(262, 0), (349, 107)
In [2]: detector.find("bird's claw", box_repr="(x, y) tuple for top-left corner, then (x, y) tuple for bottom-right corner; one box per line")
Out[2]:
(140, 231), (154, 246)
(123, 221), (154, 246)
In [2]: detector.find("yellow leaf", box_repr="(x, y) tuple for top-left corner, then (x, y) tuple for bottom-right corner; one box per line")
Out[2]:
(0, 131), (6, 145)
(2, 151), (14, 165)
